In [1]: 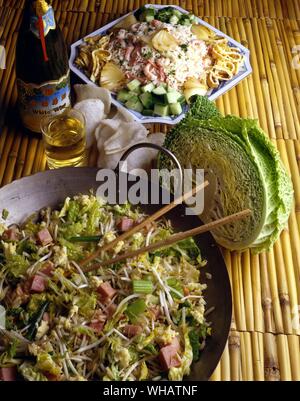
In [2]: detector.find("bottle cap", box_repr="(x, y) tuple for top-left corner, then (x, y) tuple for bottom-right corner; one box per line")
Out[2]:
(35, 0), (49, 16)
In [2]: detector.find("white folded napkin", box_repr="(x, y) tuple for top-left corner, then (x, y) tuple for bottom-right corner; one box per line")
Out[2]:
(73, 84), (165, 171)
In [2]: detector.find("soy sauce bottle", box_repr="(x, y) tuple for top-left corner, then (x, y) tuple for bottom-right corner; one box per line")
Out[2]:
(16, 0), (71, 133)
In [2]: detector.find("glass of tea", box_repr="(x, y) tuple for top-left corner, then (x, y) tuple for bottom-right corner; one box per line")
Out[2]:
(41, 109), (87, 169)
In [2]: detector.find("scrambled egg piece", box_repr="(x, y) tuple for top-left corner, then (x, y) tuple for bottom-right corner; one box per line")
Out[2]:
(53, 245), (68, 267)
(113, 240), (124, 254)
(89, 276), (103, 290)
(115, 347), (131, 369)
(104, 231), (117, 244)
(155, 325), (177, 346)
(36, 320), (49, 340)
(187, 282), (206, 294)
(2, 242), (16, 258)
(190, 304), (205, 324)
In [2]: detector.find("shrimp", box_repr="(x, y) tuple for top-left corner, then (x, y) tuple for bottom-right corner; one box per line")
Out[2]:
(117, 29), (127, 40)
(124, 46), (134, 61)
(143, 61), (166, 83)
(131, 23), (141, 32)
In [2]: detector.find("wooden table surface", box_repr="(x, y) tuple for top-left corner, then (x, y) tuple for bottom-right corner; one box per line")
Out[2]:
(0, 0), (300, 381)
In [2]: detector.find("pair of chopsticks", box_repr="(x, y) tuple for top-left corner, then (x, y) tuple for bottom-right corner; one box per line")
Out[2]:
(80, 181), (251, 274)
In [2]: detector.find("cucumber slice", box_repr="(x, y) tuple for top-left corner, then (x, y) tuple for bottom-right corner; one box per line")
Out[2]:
(117, 89), (134, 103)
(152, 86), (167, 95)
(125, 98), (143, 113)
(145, 7), (155, 22)
(142, 109), (154, 116)
(154, 104), (169, 117)
(142, 82), (155, 93)
(152, 94), (168, 106)
(139, 92), (154, 108)
(169, 15), (179, 25)
(169, 102), (182, 116)
(127, 79), (141, 92)
(166, 90), (182, 104)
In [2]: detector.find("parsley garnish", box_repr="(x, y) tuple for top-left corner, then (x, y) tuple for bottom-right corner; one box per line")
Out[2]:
(180, 44), (188, 52)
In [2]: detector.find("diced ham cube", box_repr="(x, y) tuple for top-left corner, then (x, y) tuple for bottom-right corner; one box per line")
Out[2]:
(39, 261), (54, 277)
(2, 228), (19, 241)
(106, 303), (117, 318)
(117, 217), (134, 232)
(0, 366), (17, 381)
(97, 282), (117, 300)
(89, 321), (104, 334)
(30, 275), (46, 293)
(159, 342), (181, 371)
(123, 324), (142, 338)
(36, 228), (53, 246)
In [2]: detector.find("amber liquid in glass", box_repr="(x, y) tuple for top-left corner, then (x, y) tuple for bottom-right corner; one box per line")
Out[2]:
(43, 116), (86, 169)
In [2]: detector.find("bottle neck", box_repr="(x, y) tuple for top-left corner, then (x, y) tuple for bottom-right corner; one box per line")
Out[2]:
(24, 0), (50, 16)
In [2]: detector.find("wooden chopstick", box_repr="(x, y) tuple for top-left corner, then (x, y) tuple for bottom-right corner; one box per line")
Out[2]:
(80, 180), (209, 267)
(82, 209), (252, 274)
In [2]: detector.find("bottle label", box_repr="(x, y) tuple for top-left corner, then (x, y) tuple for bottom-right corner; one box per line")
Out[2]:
(17, 72), (71, 132)
(30, 6), (56, 39)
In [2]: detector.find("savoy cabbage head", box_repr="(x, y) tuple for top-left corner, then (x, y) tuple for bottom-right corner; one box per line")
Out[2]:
(158, 96), (293, 253)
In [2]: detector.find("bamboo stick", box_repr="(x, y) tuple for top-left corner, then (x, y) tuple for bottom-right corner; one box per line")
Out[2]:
(222, 248), (237, 331)
(277, 20), (300, 117)
(251, 253), (264, 333)
(264, 18), (298, 139)
(226, 18), (251, 118)
(21, 138), (39, 178)
(259, 252), (276, 333)
(231, 252), (247, 331)
(277, 335), (292, 381)
(237, 18), (258, 118)
(0, 130), (15, 186)
(251, 331), (264, 381)
(264, 333), (280, 381)
(265, 249), (284, 334)
(257, 19), (286, 139)
(242, 250), (254, 332)
(273, 241), (293, 334)
(242, 17), (268, 127)
(287, 335), (300, 381)
(280, 227), (300, 335)
(240, 331), (253, 381)
(228, 330), (241, 381)
(2, 132), (22, 186)
(220, 340), (230, 381)
(250, 18), (277, 138)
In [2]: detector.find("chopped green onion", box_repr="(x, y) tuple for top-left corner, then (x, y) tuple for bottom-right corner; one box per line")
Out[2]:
(132, 280), (153, 294)
(68, 235), (102, 243)
(125, 299), (146, 323)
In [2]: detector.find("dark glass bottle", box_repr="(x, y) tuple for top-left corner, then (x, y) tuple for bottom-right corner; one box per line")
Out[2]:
(16, 0), (71, 133)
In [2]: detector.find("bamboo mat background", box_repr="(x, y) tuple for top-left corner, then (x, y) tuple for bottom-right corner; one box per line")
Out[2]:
(0, 0), (300, 381)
